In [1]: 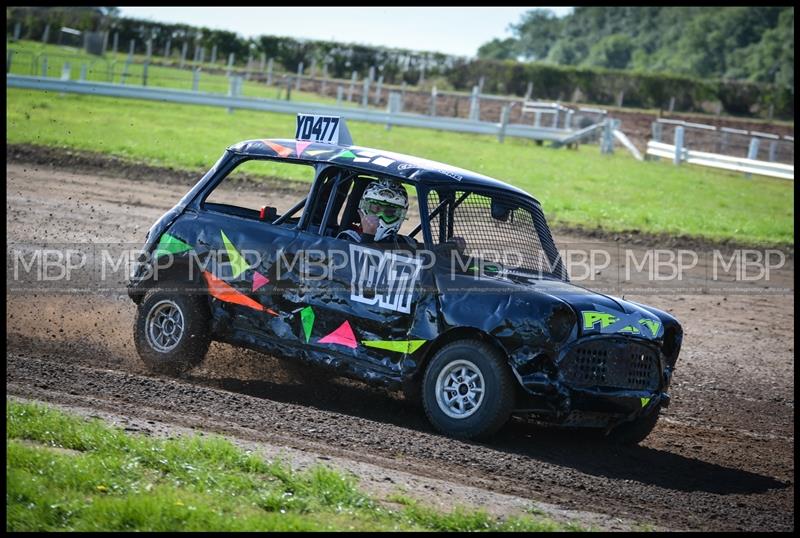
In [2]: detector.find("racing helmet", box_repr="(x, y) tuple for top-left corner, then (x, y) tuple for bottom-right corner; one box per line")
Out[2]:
(358, 178), (409, 241)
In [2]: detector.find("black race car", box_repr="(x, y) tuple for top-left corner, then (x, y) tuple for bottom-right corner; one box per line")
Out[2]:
(128, 114), (682, 443)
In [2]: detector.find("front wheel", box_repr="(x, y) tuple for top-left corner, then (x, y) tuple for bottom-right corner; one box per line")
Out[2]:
(422, 340), (515, 440)
(134, 286), (211, 375)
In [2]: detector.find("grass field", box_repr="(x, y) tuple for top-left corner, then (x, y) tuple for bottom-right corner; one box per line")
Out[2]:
(6, 86), (794, 246)
(9, 39), (794, 129)
(6, 40), (361, 106)
(6, 400), (579, 531)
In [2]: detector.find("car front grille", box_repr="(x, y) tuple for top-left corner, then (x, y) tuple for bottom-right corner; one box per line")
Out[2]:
(560, 338), (661, 391)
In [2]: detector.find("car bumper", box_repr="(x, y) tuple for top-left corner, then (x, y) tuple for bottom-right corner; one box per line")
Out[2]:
(515, 335), (671, 422)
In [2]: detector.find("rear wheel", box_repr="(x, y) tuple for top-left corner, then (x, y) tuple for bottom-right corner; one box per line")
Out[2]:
(134, 286), (211, 375)
(422, 340), (515, 440)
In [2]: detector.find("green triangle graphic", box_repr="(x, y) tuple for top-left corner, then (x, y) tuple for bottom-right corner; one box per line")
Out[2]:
(406, 340), (427, 354)
(336, 150), (356, 160)
(640, 397), (651, 408)
(220, 230), (249, 278)
(154, 233), (192, 258)
(300, 306), (315, 343)
(362, 339), (427, 354)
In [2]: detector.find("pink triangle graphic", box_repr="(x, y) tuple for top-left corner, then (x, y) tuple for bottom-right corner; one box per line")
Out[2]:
(318, 320), (357, 348)
(295, 141), (312, 156)
(252, 271), (270, 292)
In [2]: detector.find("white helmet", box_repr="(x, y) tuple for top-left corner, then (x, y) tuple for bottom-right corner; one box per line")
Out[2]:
(358, 179), (408, 241)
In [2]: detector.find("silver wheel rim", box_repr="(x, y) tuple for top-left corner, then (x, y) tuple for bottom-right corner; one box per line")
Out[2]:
(435, 359), (485, 419)
(145, 300), (185, 353)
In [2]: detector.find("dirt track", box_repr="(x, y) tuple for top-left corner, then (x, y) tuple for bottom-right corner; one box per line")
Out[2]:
(5, 160), (794, 531)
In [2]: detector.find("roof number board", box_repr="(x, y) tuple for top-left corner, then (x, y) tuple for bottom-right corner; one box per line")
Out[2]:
(296, 114), (340, 145)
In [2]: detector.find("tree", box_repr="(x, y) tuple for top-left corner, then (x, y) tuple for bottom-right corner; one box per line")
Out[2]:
(511, 9), (564, 61)
(584, 34), (634, 69)
(477, 38), (517, 61)
(474, 6), (793, 91)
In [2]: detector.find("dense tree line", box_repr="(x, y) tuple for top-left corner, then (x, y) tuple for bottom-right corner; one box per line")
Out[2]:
(478, 7), (794, 91)
(7, 7), (793, 119)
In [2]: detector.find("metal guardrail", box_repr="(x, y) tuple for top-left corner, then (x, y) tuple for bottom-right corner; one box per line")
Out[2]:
(8, 74), (580, 144)
(656, 117), (793, 141)
(646, 140), (794, 180)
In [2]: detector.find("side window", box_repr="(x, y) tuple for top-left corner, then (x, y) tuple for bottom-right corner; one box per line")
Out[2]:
(202, 158), (315, 224)
(427, 189), (560, 275)
(317, 174), (422, 240)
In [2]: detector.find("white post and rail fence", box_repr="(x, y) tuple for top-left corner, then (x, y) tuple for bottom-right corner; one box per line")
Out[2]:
(647, 120), (794, 180)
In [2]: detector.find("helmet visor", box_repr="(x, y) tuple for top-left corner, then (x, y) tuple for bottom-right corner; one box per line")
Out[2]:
(363, 200), (404, 224)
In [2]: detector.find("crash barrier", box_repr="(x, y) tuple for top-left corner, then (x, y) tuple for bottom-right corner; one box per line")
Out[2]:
(521, 101), (573, 130)
(651, 119), (793, 166)
(646, 138), (794, 180)
(8, 47), (611, 134)
(8, 73), (610, 147)
(612, 129), (643, 161)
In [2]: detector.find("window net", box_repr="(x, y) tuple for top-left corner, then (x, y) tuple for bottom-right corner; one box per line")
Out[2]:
(427, 190), (567, 279)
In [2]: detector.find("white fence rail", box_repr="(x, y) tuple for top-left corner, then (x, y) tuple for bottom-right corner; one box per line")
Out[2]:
(8, 74), (585, 145)
(646, 140), (794, 180)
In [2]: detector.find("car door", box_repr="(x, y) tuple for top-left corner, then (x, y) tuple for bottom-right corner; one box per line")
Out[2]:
(277, 170), (433, 379)
(182, 156), (315, 344)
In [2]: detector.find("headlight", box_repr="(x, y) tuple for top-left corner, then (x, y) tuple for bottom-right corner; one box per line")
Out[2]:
(547, 305), (576, 343)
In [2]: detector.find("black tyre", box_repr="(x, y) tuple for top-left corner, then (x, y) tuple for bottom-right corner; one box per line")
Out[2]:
(134, 286), (211, 375)
(422, 339), (515, 440)
(607, 406), (661, 445)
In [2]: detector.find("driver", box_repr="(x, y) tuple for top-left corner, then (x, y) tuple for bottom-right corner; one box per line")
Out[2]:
(337, 178), (416, 248)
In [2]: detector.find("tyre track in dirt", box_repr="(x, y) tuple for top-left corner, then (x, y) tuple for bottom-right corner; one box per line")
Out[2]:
(5, 160), (794, 531)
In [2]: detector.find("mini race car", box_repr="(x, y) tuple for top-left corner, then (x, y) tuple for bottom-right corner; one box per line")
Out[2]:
(128, 114), (683, 443)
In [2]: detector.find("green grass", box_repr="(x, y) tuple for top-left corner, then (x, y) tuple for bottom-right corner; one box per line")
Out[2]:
(6, 86), (793, 246)
(7, 39), (363, 106)
(6, 399), (579, 531)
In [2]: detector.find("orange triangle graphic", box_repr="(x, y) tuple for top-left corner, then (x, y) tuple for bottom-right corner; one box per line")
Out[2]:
(262, 140), (293, 158)
(203, 271), (265, 312)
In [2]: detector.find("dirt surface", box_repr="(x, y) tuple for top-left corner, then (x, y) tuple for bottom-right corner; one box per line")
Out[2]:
(5, 158), (795, 531)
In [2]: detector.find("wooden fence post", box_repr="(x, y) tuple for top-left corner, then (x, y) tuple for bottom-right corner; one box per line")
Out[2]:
(374, 75), (383, 105)
(348, 71), (357, 102)
(673, 126), (684, 164)
(361, 77), (370, 107)
(745, 137), (760, 178)
(469, 85), (480, 121)
(296, 62), (303, 90)
(498, 105), (510, 143)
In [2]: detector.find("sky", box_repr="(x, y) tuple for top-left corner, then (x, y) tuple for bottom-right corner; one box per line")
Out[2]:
(118, 7), (574, 58)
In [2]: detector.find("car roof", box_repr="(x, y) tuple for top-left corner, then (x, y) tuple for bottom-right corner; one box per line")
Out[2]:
(228, 138), (539, 204)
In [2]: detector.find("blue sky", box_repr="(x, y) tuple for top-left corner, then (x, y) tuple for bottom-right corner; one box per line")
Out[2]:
(118, 7), (574, 58)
